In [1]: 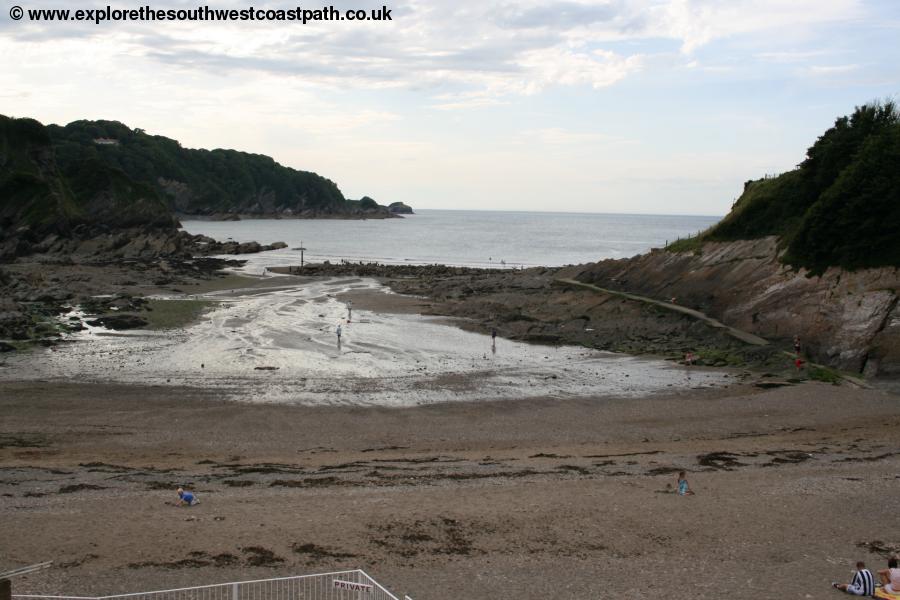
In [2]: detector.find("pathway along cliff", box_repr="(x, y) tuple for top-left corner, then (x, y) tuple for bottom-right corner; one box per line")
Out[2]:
(558, 237), (900, 379)
(553, 278), (770, 346)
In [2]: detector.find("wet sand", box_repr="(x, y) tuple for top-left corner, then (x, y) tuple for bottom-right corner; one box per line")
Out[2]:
(0, 277), (726, 405)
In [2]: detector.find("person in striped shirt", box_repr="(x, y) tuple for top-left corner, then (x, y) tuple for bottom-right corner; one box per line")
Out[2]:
(833, 561), (875, 596)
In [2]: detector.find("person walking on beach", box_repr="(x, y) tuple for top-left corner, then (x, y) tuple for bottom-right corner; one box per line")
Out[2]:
(336, 323), (342, 346)
(676, 471), (695, 496)
(833, 561), (875, 595)
(176, 487), (198, 506)
(347, 300), (353, 323)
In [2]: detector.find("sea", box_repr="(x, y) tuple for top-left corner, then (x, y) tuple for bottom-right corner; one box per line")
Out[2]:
(181, 209), (721, 270)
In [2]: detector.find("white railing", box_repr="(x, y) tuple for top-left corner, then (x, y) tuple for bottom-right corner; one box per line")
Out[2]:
(13, 570), (405, 600)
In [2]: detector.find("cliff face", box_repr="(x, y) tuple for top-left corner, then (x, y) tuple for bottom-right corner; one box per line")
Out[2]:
(619, 102), (900, 377)
(562, 238), (900, 376)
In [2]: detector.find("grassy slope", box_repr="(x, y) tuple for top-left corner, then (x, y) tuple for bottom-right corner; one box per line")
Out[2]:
(669, 102), (900, 273)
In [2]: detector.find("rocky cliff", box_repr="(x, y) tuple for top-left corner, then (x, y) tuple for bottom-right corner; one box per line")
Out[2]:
(561, 238), (900, 377)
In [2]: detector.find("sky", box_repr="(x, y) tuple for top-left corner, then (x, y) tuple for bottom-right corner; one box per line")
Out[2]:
(1, 0), (899, 215)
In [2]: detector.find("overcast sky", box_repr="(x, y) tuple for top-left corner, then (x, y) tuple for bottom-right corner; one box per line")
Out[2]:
(2, 0), (899, 215)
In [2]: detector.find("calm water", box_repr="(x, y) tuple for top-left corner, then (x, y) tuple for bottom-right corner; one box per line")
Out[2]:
(182, 210), (720, 269)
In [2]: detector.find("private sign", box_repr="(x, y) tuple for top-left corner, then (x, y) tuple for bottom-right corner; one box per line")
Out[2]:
(332, 580), (373, 593)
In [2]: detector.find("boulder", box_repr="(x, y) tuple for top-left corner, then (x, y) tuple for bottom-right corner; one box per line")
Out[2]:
(86, 314), (149, 330)
(236, 242), (262, 254)
(388, 202), (414, 214)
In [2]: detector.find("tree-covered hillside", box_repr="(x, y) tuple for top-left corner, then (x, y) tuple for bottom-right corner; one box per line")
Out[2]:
(47, 120), (374, 217)
(0, 115), (176, 239)
(674, 102), (900, 273)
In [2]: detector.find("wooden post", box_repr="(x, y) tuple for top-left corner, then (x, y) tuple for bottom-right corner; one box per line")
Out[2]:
(1, 578), (12, 600)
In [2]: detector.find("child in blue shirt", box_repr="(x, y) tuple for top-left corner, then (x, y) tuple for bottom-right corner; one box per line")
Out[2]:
(677, 471), (695, 496)
(177, 487), (198, 506)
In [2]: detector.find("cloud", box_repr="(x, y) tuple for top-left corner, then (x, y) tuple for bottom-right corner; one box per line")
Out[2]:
(806, 64), (860, 75)
(1, 0), (865, 108)
(755, 50), (830, 63)
(494, 1), (627, 30)
(648, 0), (862, 54)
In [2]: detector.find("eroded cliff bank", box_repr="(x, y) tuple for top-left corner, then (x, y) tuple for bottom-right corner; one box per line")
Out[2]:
(561, 237), (900, 377)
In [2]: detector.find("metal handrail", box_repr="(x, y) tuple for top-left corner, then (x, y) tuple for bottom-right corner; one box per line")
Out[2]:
(13, 570), (401, 600)
(357, 570), (401, 600)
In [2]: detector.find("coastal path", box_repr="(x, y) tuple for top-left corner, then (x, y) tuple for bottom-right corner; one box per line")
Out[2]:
(554, 278), (872, 388)
(553, 278), (770, 346)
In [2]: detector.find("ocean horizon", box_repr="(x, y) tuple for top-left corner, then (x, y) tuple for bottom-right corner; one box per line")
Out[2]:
(183, 209), (721, 271)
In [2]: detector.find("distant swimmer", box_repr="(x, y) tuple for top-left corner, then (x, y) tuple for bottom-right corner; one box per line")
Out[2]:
(176, 487), (198, 506)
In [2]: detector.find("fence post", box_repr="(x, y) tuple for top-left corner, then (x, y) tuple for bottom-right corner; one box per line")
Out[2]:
(232, 583), (238, 600)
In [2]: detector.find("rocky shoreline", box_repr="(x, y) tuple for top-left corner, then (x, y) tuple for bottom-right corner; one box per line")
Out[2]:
(271, 241), (899, 381)
(271, 263), (797, 376)
(0, 225), (298, 349)
(3, 232), (896, 384)
(176, 210), (403, 222)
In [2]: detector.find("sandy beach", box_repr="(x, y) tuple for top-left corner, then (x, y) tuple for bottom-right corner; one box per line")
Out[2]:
(2, 276), (900, 600)
(2, 381), (900, 600)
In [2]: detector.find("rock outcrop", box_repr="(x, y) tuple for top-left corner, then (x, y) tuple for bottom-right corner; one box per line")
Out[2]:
(560, 238), (900, 376)
(190, 236), (288, 255)
(388, 202), (414, 215)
